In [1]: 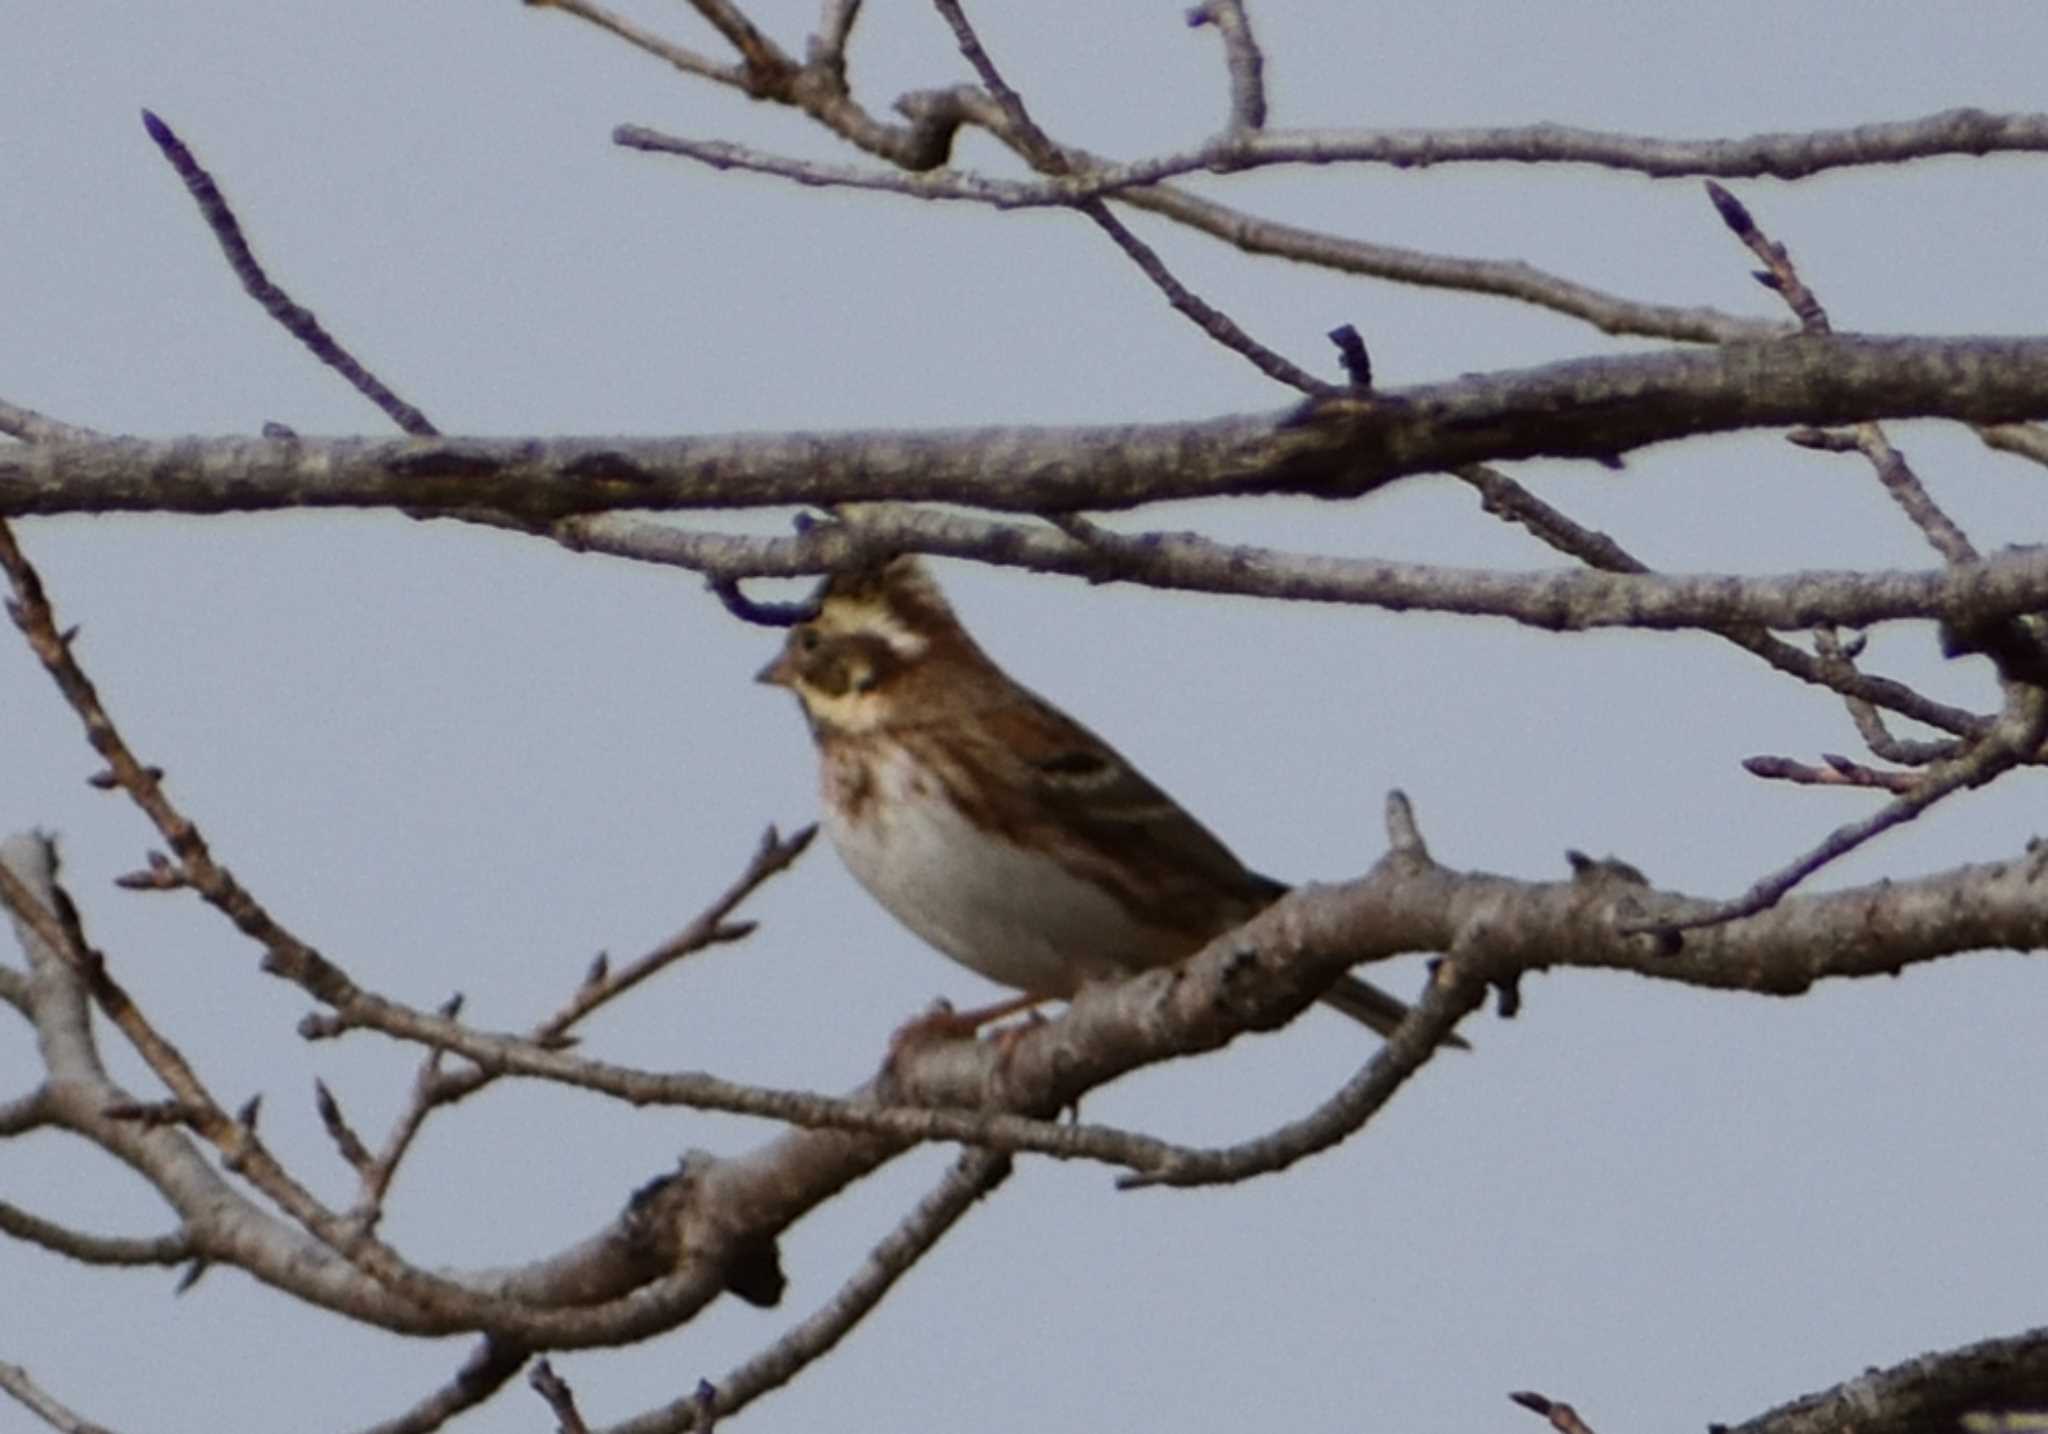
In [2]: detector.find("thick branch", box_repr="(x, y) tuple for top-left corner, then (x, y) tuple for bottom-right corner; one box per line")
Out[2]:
(307, 833), (2048, 1182)
(1726, 1323), (2048, 1434)
(8, 336), (2046, 523)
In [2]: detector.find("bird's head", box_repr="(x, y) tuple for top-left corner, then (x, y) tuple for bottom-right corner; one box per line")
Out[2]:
(755, 557), (984, 733)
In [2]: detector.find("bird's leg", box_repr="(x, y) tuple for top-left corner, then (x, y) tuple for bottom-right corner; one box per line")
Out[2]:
(888, 993), (1046, 1056)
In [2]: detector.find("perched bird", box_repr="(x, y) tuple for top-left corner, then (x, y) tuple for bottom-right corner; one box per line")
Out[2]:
(758, 556), (1445, 1042)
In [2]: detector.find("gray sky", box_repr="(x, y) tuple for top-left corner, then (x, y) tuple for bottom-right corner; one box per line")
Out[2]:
(7, 3), (2048, 1431)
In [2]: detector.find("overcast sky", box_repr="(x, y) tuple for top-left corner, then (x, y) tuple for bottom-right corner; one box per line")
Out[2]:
(8, 4), (2048, 1432)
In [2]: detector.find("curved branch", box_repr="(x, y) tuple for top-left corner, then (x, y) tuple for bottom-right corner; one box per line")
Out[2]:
(1727, 1322), (2048, 1434)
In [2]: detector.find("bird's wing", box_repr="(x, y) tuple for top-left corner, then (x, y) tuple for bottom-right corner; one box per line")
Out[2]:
(978, 689), (1283, 929)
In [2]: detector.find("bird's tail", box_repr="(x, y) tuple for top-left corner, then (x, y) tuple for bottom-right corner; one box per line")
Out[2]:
(1318, 973), (1470, 1050)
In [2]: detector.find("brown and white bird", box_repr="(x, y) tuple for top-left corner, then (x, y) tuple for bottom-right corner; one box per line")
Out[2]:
(758, 556), (1438, 1041)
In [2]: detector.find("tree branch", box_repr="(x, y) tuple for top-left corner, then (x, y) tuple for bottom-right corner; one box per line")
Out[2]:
(11, 336), (2047, 523)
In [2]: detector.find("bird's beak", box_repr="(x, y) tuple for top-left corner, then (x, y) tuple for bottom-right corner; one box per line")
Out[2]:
(755, 647), (796, 687)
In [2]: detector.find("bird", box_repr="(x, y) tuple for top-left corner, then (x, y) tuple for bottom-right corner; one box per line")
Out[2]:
(757, 555), (1451, 1043)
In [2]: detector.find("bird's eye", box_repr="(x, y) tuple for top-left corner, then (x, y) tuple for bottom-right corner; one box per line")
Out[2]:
(796, 627), (822, 652)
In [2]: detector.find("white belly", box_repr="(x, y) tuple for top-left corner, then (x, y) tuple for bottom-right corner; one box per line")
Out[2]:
(823, 745), (1179, 998)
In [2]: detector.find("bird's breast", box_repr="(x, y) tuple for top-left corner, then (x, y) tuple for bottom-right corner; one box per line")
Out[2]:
(820, 738), (1189, 998)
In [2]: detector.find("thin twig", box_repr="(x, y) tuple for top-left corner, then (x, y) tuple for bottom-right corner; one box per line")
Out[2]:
(0, 518), (369, 1013)
(1741, 753), (1920, 792)
(1643, 694), (2045, 934)
(613, 120), (1782, 341)
(1120, 925), (1487, 1189)
(351, 1339), (529, 1434)
(0, 400), (100, 446)
(538, 825), (815, 1037)
(1079, 199), (1334, 394)
(681, 0), (795, 86)
(808, 0), (863, 77)
(1713, 185), (2048, 721)
(314, 1079), (375, 1177)
(1710, 188), (1984, 571)
(1978, 422), (2048, 469)
(1187, 1), (1267, 131)
(628, 1150), (1011, 1433)
(927, 0), (1331, 395)
(140, 110), (439, 437)
(0, 1200), (192, 1267)
(1791, 426), (1979, 565)
(1510, 1390), (1603, 1434)
(0, 827), (371, 1292)
(299, 823), (808, 1219)
(529, 1360), (592, 1434)
(309, 823), (818, 1217)
(533, 0), (745, 86)
(1705, 180), (1830, 333)
(637, 109), (2048, 202)
(0, 1362), (111, 1434)
(0, 522), (672, 1337)
(1813, 627), (1960, 767)
(344, 1044), (448, 1217)
(1448, 466), (1989, 738)
(926, 0), (1061, 166)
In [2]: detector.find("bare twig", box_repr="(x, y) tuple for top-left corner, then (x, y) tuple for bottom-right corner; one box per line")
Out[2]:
(0, 401), (100, 446)
(532, 0), (745, 86)
(1, 526), (719, 1339)
(1978, 422), (2048, 469)
(0, 1362), (112, 1434)
(1187, 1), (1267, 131)
(679, 0), (795, 87)
(352, 1339), (529, 1434)
(1741, 753), (1920, 792)
(1706, 180), (1830, 333)
(1792, 426), (1980, 565)
(1699, 186), (2016, 770)
(1710, 186), (1984, 577)
(314, 1079), (375, 1177)
(614, 120), (1784, 342)
(927, 0), (1059, 166)
(1511, 1390), (1603, 1434)
(1456, 469), (1988, 738)
(140, 110), (439, 437)
(307, 822), (819, 1218)
(340, 1044), (449, 1218)
(1645, 692), (2046, 934)
(1077, 199), (1334, 394)
(539, 824), (815, 1035)
(529, 1360), (591, 1434)
(621, 1150), (1012, 1433)
(809, 0), (863, 78)
(1812, 627), (1961, 766)
(1119, 925), (1484, 1189)
(629, 109), (2048, 203)
(0, 1201), (191, 1267)
(0, 518), (368, 1015)
(928, 0), (1331, 395)
(0, 825), (367, 1289)
(1327, 324), (1373, 390)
